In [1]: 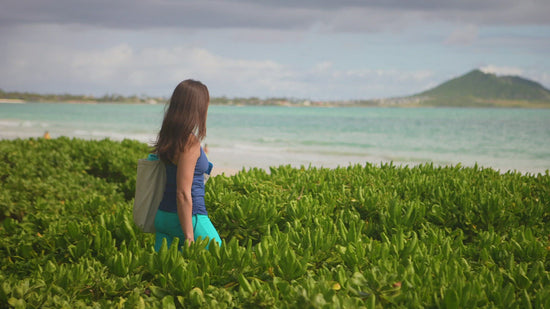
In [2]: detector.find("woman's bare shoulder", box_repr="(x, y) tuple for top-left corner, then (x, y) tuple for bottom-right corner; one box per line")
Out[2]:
(185, 135), (201, 152)
(172, 135), (200, 163)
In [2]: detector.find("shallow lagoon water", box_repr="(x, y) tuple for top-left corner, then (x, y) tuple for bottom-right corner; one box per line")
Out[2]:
(1, 102), (549, 174)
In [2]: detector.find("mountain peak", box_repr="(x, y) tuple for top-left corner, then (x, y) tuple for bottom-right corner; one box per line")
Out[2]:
(414, 69), (550, 107)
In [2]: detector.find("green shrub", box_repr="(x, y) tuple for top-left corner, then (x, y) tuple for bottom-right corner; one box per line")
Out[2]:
(1, 138), (549, 308)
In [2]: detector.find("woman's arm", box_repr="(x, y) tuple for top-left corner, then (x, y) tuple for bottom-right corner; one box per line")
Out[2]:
(175, 137), (200, 245)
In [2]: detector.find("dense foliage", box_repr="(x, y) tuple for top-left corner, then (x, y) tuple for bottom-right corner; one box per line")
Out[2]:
(1, 138), (549, 308)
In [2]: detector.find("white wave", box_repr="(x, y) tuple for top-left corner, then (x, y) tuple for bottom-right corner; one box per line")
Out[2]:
(0, 119), (22, 127)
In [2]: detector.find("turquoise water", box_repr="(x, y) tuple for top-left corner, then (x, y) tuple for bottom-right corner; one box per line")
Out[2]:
(1, 102), (549, 174)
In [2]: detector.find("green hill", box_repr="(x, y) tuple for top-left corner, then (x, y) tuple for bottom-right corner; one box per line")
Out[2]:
(413, 69), (550, 108)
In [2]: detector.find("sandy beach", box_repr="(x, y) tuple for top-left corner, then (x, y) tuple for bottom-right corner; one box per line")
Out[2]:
(211, 167), (240, 177)
(0, 99), (25, 103)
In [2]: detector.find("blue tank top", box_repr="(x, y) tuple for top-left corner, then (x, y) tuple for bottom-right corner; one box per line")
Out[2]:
(157, 147), (210, 215)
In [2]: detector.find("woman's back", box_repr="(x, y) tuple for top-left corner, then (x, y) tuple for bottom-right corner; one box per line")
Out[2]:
(157, 147), (209, 215)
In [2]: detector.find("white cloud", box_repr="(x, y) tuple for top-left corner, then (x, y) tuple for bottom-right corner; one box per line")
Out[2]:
(1, 20), (547, 100)
(302, 67), (435, 99)
(478, 66), (550, 88)
(536, 72), (550, 88)
(0, 40), (303, 97)
(0, 29), (438, 100)
(479, 65), (524, 76)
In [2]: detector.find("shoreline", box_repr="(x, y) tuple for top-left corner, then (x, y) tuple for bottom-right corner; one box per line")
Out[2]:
(0, 99), (25, 104)
(1, 98), (549, 109)
(210, 167), (240, 177)
(204, 145), (549, 177)
(0, 133), (547, 176)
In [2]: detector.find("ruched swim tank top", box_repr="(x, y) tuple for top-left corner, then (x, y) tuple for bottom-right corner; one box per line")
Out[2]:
(157, 147), (210, 215)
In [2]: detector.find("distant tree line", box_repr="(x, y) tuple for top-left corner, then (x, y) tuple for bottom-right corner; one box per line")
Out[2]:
(0, 89), (166, 104)
(0, 89), (317, 106)
(0, 88), (377, 107)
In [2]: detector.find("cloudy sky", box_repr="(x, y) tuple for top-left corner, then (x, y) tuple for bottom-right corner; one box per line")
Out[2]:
(1, 0), (549, 100)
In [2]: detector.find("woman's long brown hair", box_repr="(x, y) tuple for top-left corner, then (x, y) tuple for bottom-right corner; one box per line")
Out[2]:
(153, 79), (209, 163)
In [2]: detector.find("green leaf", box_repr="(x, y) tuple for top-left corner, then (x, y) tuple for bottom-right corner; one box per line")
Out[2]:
(444, 289), (459, 309)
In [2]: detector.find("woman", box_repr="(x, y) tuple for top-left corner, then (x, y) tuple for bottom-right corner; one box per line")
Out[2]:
(152, 79), (221, 251)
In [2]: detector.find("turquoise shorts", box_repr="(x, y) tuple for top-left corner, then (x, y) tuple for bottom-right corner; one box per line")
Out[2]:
(154, 210), (222, 251)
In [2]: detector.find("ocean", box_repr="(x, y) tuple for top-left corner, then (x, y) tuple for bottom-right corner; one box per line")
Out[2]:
(1, 102), (549, 174)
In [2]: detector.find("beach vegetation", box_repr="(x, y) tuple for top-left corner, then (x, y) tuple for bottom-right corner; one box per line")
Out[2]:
(1, 138), (549, 307)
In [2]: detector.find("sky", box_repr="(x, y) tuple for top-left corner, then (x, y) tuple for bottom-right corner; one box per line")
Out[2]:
(1, 0), (549, 101)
